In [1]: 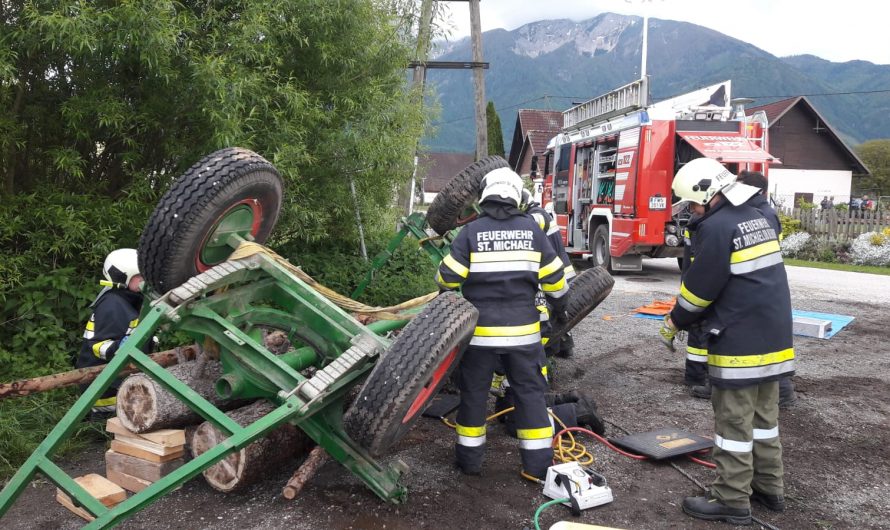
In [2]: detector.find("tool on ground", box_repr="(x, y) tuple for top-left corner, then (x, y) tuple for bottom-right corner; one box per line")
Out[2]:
(609, 428), (713, 460)
(542, 462), (613, 514)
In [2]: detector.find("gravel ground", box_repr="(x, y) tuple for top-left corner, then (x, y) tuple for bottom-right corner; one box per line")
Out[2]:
(3, 259), (889, 530)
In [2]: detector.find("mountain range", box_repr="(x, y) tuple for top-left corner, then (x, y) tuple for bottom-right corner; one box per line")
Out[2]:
(422, 13), (890, 153)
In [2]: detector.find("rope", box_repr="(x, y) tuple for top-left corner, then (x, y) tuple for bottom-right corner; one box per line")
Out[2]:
(229, 241), (437, 320)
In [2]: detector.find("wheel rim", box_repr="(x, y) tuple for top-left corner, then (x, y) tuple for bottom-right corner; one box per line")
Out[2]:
(196, 199), (263, 271)
(596, 234), (607, 265)
(401, 346), (460, 424)
(455, 206), (479, 227)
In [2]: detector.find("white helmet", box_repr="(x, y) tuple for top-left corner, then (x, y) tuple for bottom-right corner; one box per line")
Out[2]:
(480, 167), (524, 207)
(103, 248), (140, 288)
(672, 158), (761, 207)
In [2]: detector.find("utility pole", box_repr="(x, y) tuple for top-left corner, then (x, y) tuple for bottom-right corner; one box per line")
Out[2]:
(469, 0), (487, 159)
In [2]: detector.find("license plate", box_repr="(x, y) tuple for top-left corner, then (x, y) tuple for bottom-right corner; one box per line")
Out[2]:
(649, 196), (667, 210)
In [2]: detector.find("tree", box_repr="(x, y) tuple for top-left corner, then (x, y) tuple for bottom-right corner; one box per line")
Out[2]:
(0, 0), (426, 243)
(486, 101), (505, 158)
(855, 139), (890, 198)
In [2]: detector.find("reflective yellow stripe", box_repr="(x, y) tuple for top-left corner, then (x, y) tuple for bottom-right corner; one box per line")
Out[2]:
(435, 271), (461, 289)
(541, 365), (548, 376)
(474, 322), (540, 337)
(680, 282), (711, 308)
(730, 240), (781, 263)
(539, 257), (563, 279)
(85, 320), (95, 331)
(541, 276), (566, 292)
(542, 336), (550, 345)
(443, 254), (469, 278)
(532, 213), (547, 230)
(129, 318), (139, 327)
(470, 250), (541, 263)
(456, 424), (486, 437)
(517, 426), (554, 440)
(687, 346), (708, 355)
(92, 340), (112, 358)
(684, 229), (690, 238)
(94, 396), (117, 407)
(708, 348), (795, 368)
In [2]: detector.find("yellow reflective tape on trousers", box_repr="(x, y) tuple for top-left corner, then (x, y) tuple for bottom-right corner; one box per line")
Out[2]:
(730, 240), (781, 263)
(679, 282), (711, 308)
(85, 320), (95, 331)
(474, 322), (540, 337)
(708, 348), (795, 368)
(517, 426), (553, 440)
(456, 424), (486, 437)
(538, 257), (563, 279)
(443, 254), (469, 278)
(471, 250), (541, 263)
(94, 396), (117, 407)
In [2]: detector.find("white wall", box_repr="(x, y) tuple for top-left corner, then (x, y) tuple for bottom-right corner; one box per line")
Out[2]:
(768, 168), (852, 209)
(423, 192), (437, 204)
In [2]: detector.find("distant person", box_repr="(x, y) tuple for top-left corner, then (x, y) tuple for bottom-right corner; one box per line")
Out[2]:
(850, 197), (862, 218)
(828, 196), (835, 209)
(820, 196), (829, 210)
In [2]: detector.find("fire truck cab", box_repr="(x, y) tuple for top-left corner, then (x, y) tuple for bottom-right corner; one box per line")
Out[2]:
(540, 79), (777, 272)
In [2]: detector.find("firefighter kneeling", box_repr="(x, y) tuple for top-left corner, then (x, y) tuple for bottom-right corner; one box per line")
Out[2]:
(436, 168), (568, 480)
(661, 158), (794, 524)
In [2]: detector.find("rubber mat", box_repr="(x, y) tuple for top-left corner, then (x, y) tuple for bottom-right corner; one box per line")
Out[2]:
(609, 428), (713, 459)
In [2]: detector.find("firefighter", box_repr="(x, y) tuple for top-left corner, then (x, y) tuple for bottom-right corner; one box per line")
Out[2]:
(736, 170), (797, 408)
(526, 195), (575, 358)
(436, 168), (568, 480)
(660, 158), (794, 524)
(76, 248), (145, 420)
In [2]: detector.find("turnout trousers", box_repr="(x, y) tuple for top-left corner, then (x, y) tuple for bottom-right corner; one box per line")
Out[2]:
(710, 381), (784, 508)
(684, 324), (709, 386)
(455, 345), (553, 478)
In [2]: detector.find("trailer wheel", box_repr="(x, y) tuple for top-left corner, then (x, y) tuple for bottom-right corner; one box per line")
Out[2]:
(547, 267), (614, 342)
(138, 148), (283, 293)
(590, 224), (612, 272)
(426, 156), (509, 235)
(344, 292), (478, 457)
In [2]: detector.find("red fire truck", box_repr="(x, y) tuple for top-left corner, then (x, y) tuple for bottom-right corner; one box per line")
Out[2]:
(539, 79), (778, 272)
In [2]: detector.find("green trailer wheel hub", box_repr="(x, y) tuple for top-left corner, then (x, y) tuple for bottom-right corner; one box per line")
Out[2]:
(198, 200), (262, 270)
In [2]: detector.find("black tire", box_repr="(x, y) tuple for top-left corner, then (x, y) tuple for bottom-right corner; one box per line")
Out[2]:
(426, 155), (509, 235)
(344, 292), (478, 457)
(548, 267), (614, 341)
(590, 224), (612, 272)
(138, 148), (283, 293)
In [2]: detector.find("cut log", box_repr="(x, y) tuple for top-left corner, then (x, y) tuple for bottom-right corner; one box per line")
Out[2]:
(110, 439), (185, 462)
(282, 445), (329, 500)
(105, 450), (184, 482)
(116, 359), (241, 433)
(56, 474), (126, 521)
(0, 345), (198, 400)
(190, 400), (312, 493)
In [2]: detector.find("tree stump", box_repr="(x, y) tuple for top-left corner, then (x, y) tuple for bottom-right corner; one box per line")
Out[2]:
(190, 400), (312, 493)
(116, 359), (239, 433)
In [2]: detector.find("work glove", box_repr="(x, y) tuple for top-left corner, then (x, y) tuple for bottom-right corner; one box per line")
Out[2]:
(658, 315), (679, 352)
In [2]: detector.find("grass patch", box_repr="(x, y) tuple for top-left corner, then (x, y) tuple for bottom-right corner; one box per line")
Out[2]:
(785, 258), (890, 276)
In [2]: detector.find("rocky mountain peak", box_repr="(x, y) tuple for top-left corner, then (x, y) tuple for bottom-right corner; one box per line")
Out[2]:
(511, 13), (635, 58)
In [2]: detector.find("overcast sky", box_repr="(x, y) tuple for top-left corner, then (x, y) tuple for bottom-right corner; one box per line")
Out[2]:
(444, 0), (890, 65)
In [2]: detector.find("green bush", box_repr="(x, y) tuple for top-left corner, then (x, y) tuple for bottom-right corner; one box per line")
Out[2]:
(779, 211), (802, 238)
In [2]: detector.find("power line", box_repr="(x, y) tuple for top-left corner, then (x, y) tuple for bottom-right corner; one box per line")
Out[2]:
(431, 94), (585, 126)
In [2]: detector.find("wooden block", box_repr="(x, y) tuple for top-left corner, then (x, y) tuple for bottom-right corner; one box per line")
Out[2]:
(55, 473), (126, 521)
(106, 450), (184, 482)
(113, 433), (184, 456)
(106, 417), (186, 447)
(111, 439), (185, 463)
(55, 491), (95, 522)
(106, 469), (153, 493)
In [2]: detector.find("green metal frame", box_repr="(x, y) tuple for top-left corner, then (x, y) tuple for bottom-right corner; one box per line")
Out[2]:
(0, 251), (415, 528)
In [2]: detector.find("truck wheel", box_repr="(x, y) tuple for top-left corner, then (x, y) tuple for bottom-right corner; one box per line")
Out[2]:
(138, 148), (283, 293)
(548, 267), (614, 342)
(426, 156), (509, 235)
(590, 224), (612, 272)
(343, 292), (478, 457)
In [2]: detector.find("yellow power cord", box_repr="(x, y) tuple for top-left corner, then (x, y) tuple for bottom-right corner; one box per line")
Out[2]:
(442, 406), (595, 483)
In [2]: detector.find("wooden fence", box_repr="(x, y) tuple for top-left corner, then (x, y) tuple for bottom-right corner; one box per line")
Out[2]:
(786, 208), (890, 241)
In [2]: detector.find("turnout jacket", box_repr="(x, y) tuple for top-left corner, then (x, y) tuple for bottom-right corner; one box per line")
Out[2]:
(436, 213), (568, 352)
(669, 199), (794, 389)
(76, 288), (143, 370)
(746, 194), (782, 236)
(528, 204), (576, 281)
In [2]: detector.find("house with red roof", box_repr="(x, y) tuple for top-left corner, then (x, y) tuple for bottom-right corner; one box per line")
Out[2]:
(747, 97), (869, 209)
(417, 152), (475, 203)
(507, 109), (563, 179)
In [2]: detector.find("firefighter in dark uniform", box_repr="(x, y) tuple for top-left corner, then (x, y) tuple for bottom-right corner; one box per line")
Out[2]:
(76, 248), (145, 420)
(673, 214), (711, 398)
(659, 158), (794, 524)
(436, 168), (568, 480)
(737, 170), (796, 408)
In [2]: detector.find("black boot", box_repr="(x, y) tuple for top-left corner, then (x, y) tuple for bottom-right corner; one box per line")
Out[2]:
(690, 382), (712, 400)
(556, 332), (574, 358)
(682, 496), (751, 525)
(573, 392), (605, 436)
(750, 489), (786, 512)
(778, 377), (796, 409)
